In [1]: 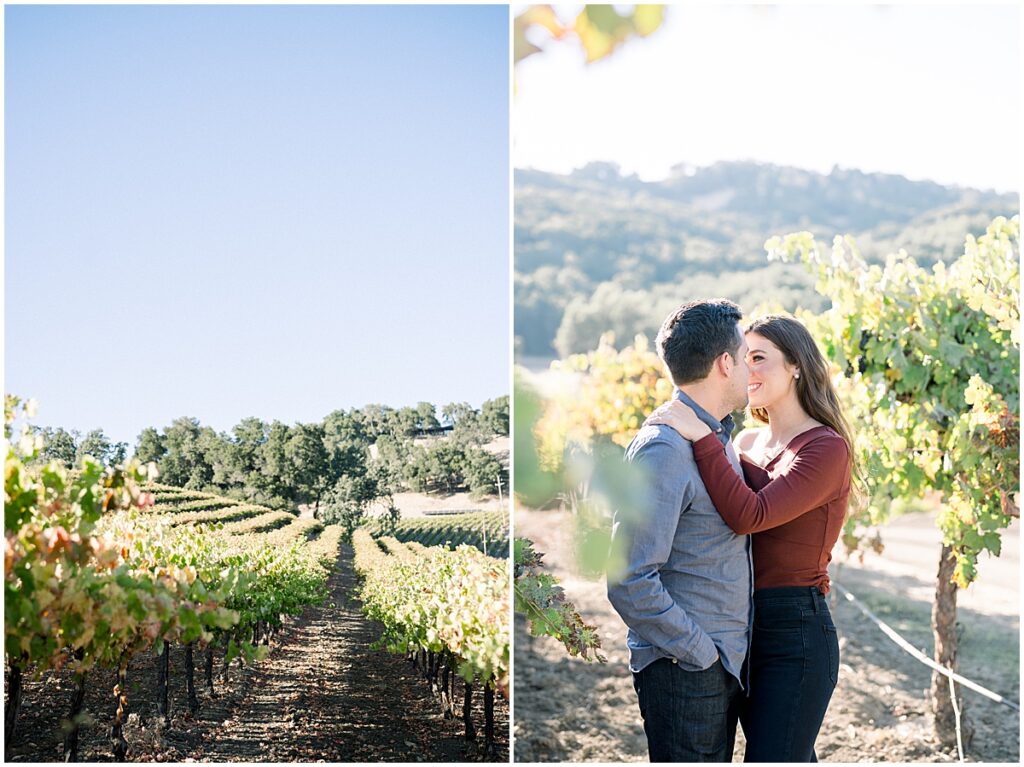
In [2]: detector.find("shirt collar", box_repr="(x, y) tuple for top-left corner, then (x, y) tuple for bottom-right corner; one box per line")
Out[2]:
(674, 389), (734, 438)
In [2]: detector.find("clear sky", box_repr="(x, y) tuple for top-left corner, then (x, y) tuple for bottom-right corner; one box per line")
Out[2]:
(5, 5), (509, 447)
(515, 4), (1021, 193)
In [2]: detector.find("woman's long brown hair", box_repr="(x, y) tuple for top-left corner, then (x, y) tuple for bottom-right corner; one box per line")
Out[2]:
(745, 314), (864, 512)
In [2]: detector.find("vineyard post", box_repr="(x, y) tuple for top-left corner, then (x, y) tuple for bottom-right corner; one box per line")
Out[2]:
(185, 643), (199, 714)
(157, 642), (170, 722)
(5, 660), (24, 755)
(462, 680), (476, 741)
(221, 635), (231, 682)
(204, 646), (215, 694)
(429, 651), (441, 694)
(483, 682), (495, 757)
(62, 649), (88, 761)
(449, 658), (457, 716)
(440, 652), (453, 718)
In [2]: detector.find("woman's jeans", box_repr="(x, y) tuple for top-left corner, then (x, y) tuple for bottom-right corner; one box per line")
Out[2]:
(632, 657), (742, 762)
(743, 586), (840, 762)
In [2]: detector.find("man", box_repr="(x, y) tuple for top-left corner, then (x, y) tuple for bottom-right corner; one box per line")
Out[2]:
(607, 299), (754, 762)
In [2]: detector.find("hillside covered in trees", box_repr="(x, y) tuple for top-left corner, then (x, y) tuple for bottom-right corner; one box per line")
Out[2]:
(515, 160), (1018, 358)
(30, 398), (509, 533)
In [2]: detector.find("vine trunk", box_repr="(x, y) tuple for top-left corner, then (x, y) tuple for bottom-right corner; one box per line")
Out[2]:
(931, 544), (974, 750)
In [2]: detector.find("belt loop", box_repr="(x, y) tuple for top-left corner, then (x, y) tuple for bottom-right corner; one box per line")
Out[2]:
(810, 586), (820, 613)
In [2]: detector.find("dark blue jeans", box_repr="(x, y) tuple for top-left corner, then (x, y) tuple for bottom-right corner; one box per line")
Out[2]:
(742, 587), (840, 762)
(632, 657), (742, 762)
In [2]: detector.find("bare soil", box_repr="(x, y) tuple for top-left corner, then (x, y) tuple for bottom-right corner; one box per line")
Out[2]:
(513, 508), (1019, 763)
(6, 544), (508, 762)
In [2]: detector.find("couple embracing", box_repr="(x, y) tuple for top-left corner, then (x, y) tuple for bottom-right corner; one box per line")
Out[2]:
(608, 299), (858, 762)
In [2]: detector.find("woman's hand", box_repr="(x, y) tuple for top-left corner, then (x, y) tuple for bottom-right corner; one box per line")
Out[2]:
(644, 400), (714, 441)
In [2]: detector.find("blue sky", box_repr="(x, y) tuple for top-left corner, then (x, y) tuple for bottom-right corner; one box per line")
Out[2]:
(515, 4), (1020, 193)
(6, 5), (509, 447)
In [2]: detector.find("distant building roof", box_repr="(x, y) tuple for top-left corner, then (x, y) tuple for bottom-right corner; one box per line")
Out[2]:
(413, 424), (455, 437)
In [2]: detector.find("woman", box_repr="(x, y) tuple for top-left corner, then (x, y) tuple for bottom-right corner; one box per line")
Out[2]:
(646, 314), (857, 763)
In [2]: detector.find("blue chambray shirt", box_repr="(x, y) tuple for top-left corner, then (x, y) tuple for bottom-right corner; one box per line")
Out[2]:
(606, 390), (754, 685)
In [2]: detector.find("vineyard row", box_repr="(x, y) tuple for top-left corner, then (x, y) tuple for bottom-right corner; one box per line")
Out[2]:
(4, 441), (344, 761)
(351, 529), (509, 755)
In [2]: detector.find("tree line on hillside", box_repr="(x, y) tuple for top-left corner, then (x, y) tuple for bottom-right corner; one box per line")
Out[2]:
(29, 426), (129, 469)
(515, 162), (1018, 358)
(30, 397), (509, 532)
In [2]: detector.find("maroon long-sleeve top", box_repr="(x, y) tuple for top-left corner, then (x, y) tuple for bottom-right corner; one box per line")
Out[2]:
(691, 425), (850, 594)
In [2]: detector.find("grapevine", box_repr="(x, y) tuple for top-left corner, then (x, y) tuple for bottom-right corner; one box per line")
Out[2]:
(369, 510), (508, 556)
(5, 398), (347, 758)
(766, 216), (1019, 748)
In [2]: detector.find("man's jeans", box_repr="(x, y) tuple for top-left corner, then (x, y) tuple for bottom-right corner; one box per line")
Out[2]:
(632, 657), (742, 762)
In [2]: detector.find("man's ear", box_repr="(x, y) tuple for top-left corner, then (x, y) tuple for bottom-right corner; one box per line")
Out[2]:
(716, 351), (733, 377)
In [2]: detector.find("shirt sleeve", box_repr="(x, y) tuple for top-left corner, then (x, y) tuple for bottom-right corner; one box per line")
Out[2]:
(606, 438), (720, 669)
(691, 431), (849, 535)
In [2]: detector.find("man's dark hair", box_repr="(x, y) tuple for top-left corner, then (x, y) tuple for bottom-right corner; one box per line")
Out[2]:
(655, 299), (743, 385)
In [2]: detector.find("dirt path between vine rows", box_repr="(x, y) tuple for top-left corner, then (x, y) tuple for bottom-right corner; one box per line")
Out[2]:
(6, 544), (508, 762)
(513, 508), (1018, 764)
